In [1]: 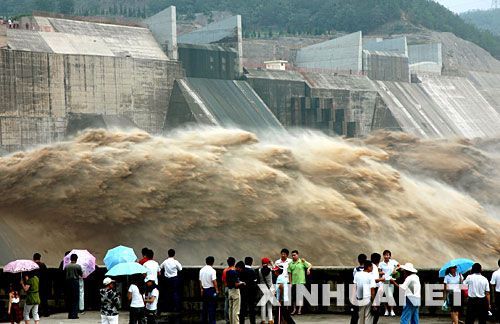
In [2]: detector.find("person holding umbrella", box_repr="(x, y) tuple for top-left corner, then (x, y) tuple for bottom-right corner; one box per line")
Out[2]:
(65, 254), (83, 319)
(100, 277), (121, 324)
(128, 275), (146, 324)
(21, 272), (41, 324)
(444, 266), (463, 324)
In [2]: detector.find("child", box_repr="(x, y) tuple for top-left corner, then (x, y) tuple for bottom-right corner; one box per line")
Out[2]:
(8, 284), (23, 324)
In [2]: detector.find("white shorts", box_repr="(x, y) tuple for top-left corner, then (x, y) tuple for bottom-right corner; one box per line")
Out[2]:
(383, 283), (395, 298)
(23, 304), (39, 321)
(101, 314), (119, 324)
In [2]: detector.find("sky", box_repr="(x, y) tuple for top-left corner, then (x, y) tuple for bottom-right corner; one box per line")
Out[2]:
(434, 0), (493, 13)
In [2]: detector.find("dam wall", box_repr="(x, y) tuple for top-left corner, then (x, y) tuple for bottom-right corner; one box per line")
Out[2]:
(376, 76), (500, 138)
(0, 49), (183, 151)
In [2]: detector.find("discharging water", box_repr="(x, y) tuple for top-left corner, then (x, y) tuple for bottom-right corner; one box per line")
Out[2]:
(0, 128), (499, 266)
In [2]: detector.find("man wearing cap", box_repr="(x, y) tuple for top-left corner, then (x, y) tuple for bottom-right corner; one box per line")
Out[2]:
(390, 263), (421, 324)
(100, 278), (120, 324)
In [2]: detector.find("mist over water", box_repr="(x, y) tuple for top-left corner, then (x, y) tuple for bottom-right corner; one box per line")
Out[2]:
(0, 128), (499, 267)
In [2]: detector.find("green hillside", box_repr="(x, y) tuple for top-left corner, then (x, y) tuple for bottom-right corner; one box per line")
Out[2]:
(461, 9), (500, 36)
(2, 0), (500, 59)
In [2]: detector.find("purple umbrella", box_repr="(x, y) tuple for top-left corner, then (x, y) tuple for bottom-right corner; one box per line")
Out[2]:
(4, 260), (39, 273)
(63, 249), (96, 278)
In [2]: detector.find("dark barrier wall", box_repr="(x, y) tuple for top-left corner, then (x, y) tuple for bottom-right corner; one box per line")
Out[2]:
(0, 267), (496, 320)
(178, 43), (239, 80)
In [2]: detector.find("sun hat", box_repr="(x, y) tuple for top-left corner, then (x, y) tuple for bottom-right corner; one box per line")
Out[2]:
(103, 277), (115, 285)
(400, 263), (418, 273)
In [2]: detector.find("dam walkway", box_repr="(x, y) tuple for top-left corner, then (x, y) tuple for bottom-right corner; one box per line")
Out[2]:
(45, 311), (452, 323)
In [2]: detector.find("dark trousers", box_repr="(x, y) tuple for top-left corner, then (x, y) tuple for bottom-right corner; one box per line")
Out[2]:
(129, 307), (145, 324)
(373, 306), (381, 324)
(166, 276), (182, 312)
(466, 297), (488, 324)
(496, 292), (500, 323)
(201, 288), (217, 324)
(277, 306), (295, 324)
(202, 287), (217, 324)
(240, 289), (256, 324)
(145, 309), (157, 324)
(40, 291), (49, 316)
(66, 279), (80, 319)
(350, 305), (359, 324)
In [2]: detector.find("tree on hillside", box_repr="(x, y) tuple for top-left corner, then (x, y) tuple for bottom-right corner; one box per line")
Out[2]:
(33, 0), (56, 12)
(57, 0), (74, 14)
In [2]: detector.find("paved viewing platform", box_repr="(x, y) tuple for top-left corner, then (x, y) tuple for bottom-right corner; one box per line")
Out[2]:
(45, 312), (451, 323)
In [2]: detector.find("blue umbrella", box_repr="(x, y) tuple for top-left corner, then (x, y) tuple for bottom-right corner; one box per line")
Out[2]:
(105, 262), (147, 277)
(103, 246), (138, 270)
(439, 258), (475, 277)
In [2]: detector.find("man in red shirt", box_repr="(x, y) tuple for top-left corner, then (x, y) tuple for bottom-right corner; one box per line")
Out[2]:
(138, 248), (150, 265)
(222, 257), (236, 324)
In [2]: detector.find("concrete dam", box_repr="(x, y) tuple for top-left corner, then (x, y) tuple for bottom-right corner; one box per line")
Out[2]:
(0, 9), (500, 266)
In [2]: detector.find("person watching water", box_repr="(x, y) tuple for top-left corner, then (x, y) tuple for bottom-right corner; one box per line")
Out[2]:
(199, 256), (218, 324)
(143, 249), (160, 285)
(463, 263), (491, 324)
(139, 248), (150, 265)
(65, 254), (83, 320)
(490, 259), (500, 323)
(222, 257), (237, 324)
(239, 257), (257, 324)
(159, 248), (183, 313)
(351, 253), (367, 324)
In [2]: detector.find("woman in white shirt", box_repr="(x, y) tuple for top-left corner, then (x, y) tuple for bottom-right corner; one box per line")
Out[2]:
(443, 266), (463, 324)
(128, 276), (146, 324)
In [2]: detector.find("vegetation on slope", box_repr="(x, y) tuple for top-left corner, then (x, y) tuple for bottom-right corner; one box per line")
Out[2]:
(461, 9), (500, 36)
(1, 0), (500, 59)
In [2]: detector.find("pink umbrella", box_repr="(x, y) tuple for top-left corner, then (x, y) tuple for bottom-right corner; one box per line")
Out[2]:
(63, 249), (96, 278)
(4, 260), (39, 273)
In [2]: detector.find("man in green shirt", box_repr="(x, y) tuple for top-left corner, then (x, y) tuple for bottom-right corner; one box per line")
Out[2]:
(288, 250), (312, 315)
